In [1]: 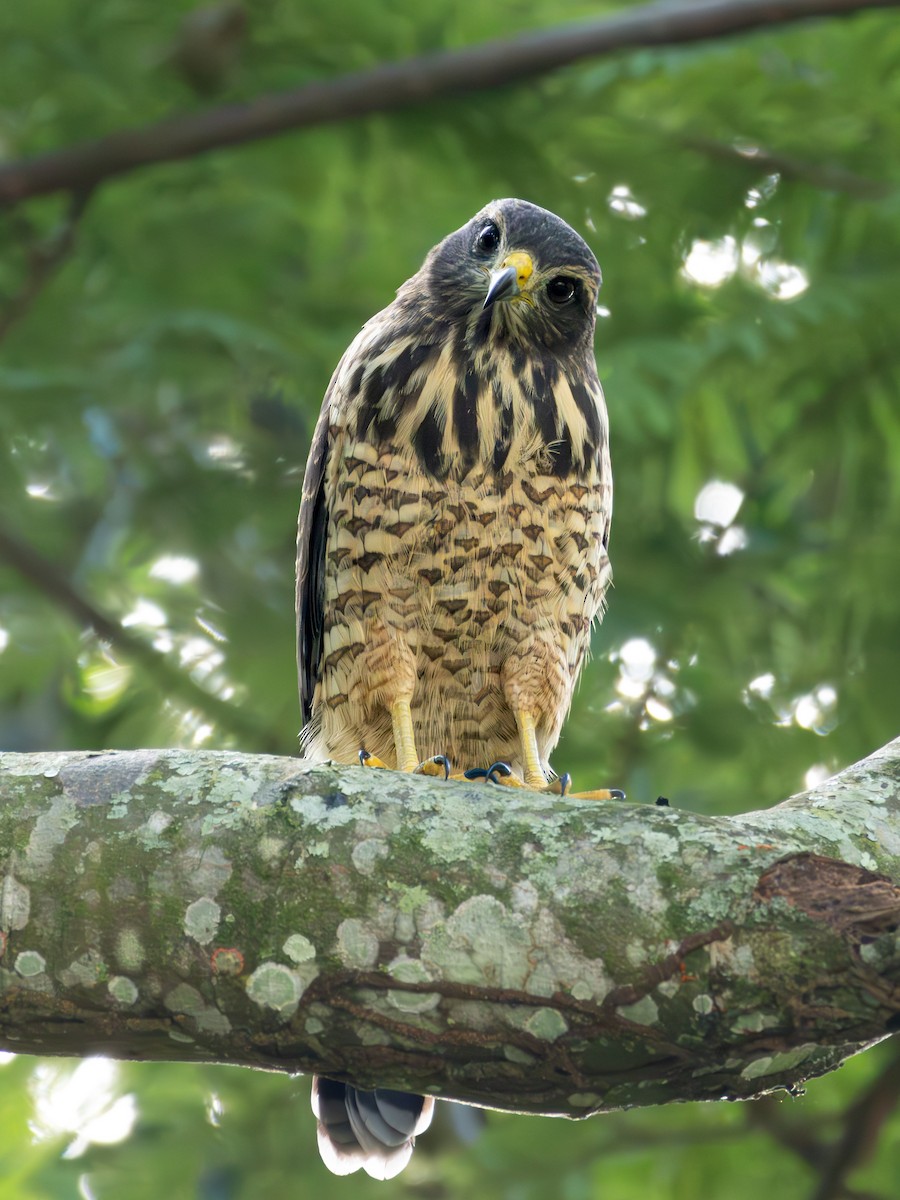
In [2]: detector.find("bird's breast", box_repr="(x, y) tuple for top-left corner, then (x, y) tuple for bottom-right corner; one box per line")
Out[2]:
(323, 434), (610, 667)
(339, 322), (608, 482)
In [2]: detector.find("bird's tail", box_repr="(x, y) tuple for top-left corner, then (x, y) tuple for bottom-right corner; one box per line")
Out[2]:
(311, 1076), (435, 1179)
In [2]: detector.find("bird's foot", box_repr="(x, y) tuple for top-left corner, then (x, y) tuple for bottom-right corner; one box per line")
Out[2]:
(414, 755), (451, 779)
(549, 772), (625, 800)
(359, 750), (451, 779)
(359, 748), (391, 770)
(465, 761), (624, 800)
(563, 784), (626, 801)
(550, 772), (625, 801)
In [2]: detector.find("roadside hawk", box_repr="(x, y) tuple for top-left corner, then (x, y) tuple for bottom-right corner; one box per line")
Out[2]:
(296, 198), (614, 1177)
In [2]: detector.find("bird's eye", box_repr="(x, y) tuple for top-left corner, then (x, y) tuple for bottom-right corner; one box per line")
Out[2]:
(546, 276), (578, 304)
(474, 222), (500, 255)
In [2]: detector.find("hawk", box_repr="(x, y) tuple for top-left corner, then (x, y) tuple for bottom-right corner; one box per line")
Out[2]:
(296, 199), (614, 1177)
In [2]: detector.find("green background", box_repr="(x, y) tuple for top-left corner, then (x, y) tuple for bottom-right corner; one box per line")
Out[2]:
(1, 0), (899, 1196)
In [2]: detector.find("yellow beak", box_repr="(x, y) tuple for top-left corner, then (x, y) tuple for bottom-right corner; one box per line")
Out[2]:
(483, 251), (534, 309)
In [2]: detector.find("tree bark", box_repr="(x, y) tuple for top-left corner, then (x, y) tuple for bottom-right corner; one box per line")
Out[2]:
(1, 740), (899, 1119)
(0, 0), (897, 204)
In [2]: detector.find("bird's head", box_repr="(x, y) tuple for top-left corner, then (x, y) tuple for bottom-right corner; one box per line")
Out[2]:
(417, 198), (601, 353)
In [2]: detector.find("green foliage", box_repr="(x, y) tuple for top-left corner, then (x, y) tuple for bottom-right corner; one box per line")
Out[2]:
(1, 0), (899, 1195)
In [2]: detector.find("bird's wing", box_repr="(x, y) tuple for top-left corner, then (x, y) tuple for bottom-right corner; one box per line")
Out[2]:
(295, 397), (332, 727)
(295, 311), (403, 730)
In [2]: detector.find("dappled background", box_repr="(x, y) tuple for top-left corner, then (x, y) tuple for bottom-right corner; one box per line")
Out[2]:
(1, 0), (899, 1196)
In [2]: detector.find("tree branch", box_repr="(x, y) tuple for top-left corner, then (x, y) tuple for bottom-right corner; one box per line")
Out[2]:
(0, 0), (896, 205)
(675, 132), (891, 198)
(1, 737), (899, 1117)
(0, 522), (279, 751)
(0, 189), (93, 343)
(810, 1047), (900, 1200)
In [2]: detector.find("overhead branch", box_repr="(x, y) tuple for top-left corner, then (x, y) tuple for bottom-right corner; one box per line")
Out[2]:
(1, 738), (899, 1117)
(0, 0), (897, 205)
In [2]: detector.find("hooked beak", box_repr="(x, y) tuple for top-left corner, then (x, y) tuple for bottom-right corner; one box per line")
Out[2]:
(482, 251), (535, 309)
(483, 265), (518, 309)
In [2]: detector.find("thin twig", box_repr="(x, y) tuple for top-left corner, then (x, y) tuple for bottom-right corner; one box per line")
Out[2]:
(0, 0), (897, 204)
(746, 1093), (827, 1168)
(0, 522), (280, 751)
(0, 189), (93, 343)
(745, 1050), (900, 1200)
(675, 133), (890, 199)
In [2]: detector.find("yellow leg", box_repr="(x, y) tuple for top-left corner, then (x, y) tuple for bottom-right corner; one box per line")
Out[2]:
(516, 710), (548, 790)
(358, 690), (448, 777)
(509, 708), (624, 800)
(390, 698), (419, 773)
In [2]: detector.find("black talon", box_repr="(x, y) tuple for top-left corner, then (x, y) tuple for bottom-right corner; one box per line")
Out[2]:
(611, 789), (626, 800)
(359, 749), (370, 767)
(655, 795), (669, 807)
(413, 755), (449, 777)
(486, 761), (512, 785)
(463, 767), (489, 781)
(557, 772), (571, 796)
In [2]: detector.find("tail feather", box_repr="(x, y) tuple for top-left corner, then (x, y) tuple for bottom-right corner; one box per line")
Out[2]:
(372, 1089), (430, 1137)
(347, 1089), (413, 1150)
(312, 1077), (434, 1179)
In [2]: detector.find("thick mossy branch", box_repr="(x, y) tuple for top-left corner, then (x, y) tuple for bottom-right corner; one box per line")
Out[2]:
(1, 740), (899, 1118)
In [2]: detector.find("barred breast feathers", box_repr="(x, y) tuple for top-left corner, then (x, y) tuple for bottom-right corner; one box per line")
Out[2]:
(332, 296), (609, 483)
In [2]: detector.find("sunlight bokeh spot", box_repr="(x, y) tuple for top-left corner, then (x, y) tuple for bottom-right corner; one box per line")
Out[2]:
(793, 685), (838, 735)
(645, 696), (674, 723)
(78, 1175), (99, 1200)
(29, 1058), (137, 1159)
(618, 638), (656, 684)
(206, 1092), (225, 1127)
(694, 481), (744, 527)
(121, 598), (168, 629)
(84, 661), (132, 702)
(196, 611), (228, 642)
(747, 673), (776, 700)
(755, 259), (809, 301)
(745, 172), (780, 208)
(177, 634), (226, 686)
(715, 525), (748, 557)
(607, 184), (647, 220)
(681, 237), (738, 287)
(804, 763), (832, 789)
(150, 555), (200, 584)
(25, 479), (59, 501)
(608, 639), (693, 729)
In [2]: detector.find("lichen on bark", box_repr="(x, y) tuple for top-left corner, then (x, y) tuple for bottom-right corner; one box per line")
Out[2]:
(1, 739), (899, 1117)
